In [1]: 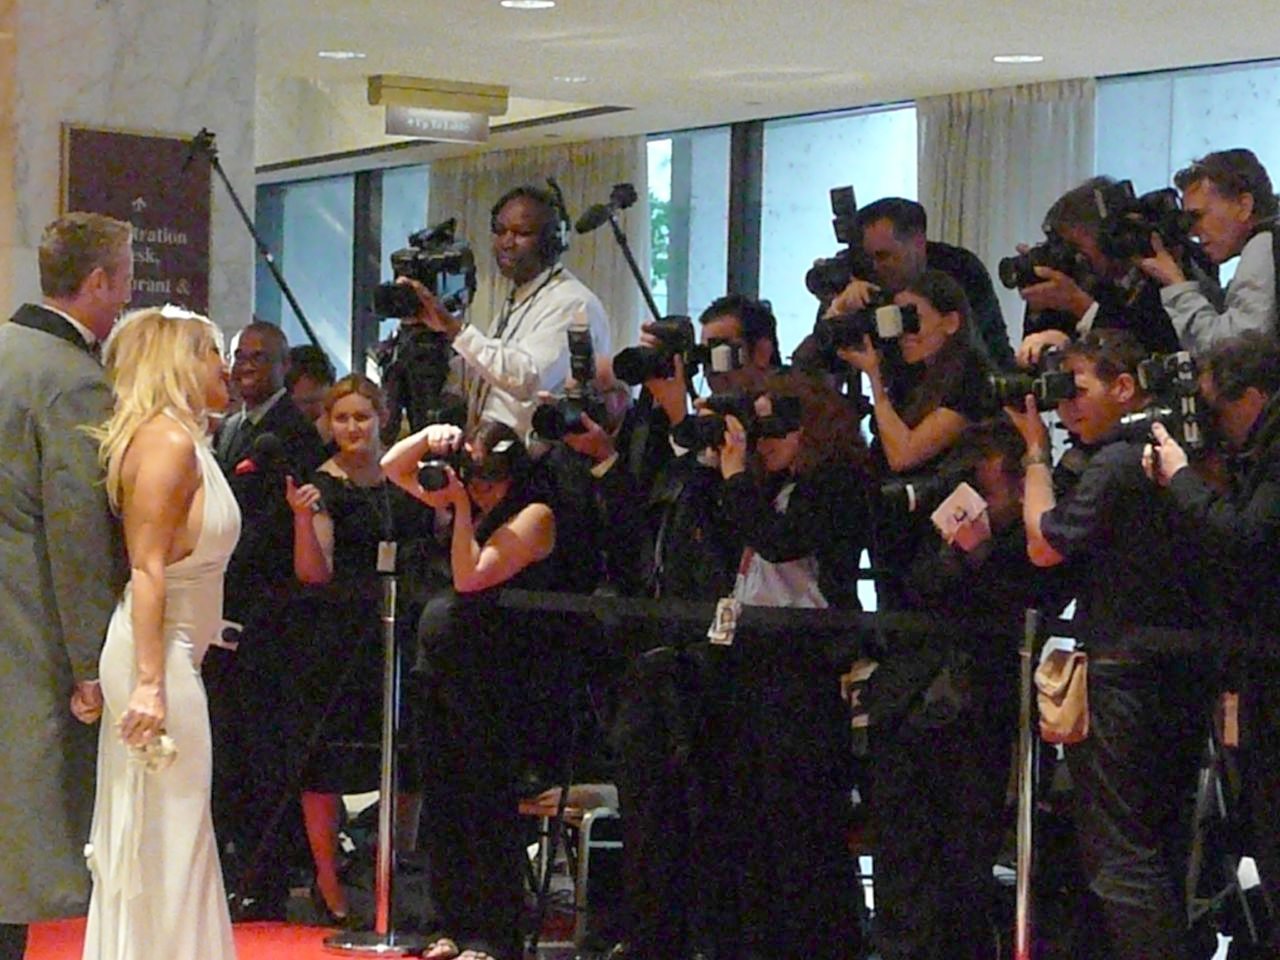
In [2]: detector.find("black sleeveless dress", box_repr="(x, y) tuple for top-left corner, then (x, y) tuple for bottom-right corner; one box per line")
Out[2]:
(290, 471), (446, 793)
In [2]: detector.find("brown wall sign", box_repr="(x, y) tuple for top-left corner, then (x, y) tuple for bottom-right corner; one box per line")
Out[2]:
(61, 124), (211, 313)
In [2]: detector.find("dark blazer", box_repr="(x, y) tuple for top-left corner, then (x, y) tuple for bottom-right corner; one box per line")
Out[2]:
(215, 393), (327, 625)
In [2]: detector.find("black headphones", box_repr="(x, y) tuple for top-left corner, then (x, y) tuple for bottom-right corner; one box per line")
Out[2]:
(490, 178), (572, 264)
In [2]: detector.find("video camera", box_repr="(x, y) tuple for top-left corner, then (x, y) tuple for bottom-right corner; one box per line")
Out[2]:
(372, 218), (478, 318)
(987, 346), (1078, 410)
(998, 233), (1091, 290)
(1116, 350), (1209, 452)
(532, 328), (609, 440)
(805, 185), (876, 301)
(1095, 180), (1198, 262)
(613, 316), (748, 386)
(669, 392), (802, 452)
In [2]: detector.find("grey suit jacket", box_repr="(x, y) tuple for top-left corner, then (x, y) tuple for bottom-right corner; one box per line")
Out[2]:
(0, 305), (125, 921)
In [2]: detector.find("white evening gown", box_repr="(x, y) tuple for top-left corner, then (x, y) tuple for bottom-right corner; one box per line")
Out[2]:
(83, 427), (241, 960)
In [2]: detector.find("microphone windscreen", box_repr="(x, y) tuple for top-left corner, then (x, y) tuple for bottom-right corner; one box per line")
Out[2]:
(574, 204), (613, 235)
(249, 431), (286, 472)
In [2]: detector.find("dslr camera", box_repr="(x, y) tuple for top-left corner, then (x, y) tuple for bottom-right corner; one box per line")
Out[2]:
(1095, 180), (1198, 262)
(613, 316), (748, 386)
(372, 218), (477, 318)
(987, 347), (1078, 410)
(805, 185), (876, 302)
(998, 233), (1091, 290)
(532, 328), (608, 440)
(670, 392), (802, 452)
(1116, 350), (1208, 452)
(813, 293), (920, 366)
(879, 464), (972, 517)
(417, 439), (515, 492)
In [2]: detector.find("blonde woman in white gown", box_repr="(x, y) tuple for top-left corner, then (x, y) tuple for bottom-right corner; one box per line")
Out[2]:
(82, 306), (240, 960)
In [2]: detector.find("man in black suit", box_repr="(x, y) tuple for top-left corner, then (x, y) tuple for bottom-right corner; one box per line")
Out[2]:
(210, 320), (327, 918)
(826, 197), (1014, 368)
(0, 212), (132, 960)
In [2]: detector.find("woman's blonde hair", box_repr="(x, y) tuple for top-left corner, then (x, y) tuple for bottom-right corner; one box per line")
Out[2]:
(95, 305), (223, 511)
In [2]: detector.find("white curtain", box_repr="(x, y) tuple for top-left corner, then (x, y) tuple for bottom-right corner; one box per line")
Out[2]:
(917, 79), (1097, 331)
(427, 136), (649, 353)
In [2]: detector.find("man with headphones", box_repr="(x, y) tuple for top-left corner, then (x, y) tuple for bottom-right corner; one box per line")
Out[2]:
(405, 181), (612, 440)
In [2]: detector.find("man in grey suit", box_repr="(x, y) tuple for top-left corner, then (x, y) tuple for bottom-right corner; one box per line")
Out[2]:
(0, 213), (132, 960)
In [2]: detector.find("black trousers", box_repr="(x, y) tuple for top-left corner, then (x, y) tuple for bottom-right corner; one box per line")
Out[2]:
(0, 924), (26, 960)
(869, 685), (1012, 960)
(612, 637), (862, 960)
(1064, 658), (1208, 960)
(206, 617), (309, 909)
(415, 593), (575, 960)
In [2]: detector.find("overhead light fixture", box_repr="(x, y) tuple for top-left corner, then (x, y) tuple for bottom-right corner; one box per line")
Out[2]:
(553, 75), (590, 84)
(993, 54), (1044, 64)
(501, 0), (556, 8)
(318, 50), (367, 60)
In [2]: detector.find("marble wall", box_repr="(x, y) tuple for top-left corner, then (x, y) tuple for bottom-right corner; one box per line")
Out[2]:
(1, 0), (257, 330)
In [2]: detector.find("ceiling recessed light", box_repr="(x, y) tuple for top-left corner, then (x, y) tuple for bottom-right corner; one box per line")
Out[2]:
(318, 50), (366, 60)
(553, 75), (590, 84)
(501, 0), (556, 9)
(993, 54), (1044, 64)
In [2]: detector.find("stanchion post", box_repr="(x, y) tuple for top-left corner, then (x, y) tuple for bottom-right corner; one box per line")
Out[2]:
(325, 541), (426, 956)
(1014, 608), (1043, 960)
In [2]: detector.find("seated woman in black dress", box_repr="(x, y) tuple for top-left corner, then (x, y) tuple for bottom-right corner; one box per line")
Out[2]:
(382, 419), (568, 960)
(286, 374), (443, 924)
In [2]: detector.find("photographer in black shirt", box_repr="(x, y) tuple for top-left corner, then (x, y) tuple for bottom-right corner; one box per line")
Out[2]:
(870, 419), (1071, 960)
(1017, 176), (1181, 367)
(839, 269), (996, 609)
(1142, 331), (1280, 952)
(1007, 329), (1209, 960)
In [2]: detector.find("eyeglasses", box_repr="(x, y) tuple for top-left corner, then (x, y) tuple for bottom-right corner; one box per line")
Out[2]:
(233, 349), (275, 367)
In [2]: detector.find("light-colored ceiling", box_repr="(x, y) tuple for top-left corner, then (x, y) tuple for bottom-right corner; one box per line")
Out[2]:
(256, 0), (1280, 169)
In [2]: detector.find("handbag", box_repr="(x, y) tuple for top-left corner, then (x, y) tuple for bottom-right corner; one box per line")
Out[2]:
(1034, 648), (1089, 744)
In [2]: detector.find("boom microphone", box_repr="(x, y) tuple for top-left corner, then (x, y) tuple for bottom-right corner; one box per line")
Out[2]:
(574, 182), (639, 234)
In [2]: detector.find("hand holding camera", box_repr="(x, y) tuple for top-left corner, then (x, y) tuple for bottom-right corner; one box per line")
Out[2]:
(717, 413), (749, 480)
(1016, 330), (1071, 370)
(836, 333), (880, 376)
(825, 277), (880, 318)
(1142, 421), (1189, 486)
(1138, 233), (1188, 287)
(1019, 264), (1095, 319)
(397, 276), (463, 339)
(1005, 394), (1052, 460)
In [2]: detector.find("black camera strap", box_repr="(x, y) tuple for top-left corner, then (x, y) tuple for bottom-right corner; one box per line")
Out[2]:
(492, 265), (563, 343)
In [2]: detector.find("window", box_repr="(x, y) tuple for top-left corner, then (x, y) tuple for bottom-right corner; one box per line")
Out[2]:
(254, 175), (355, 374)
(647, 127), (732, 323)
(759, 105), (917, 359)
(1097, 60), (1280, 283)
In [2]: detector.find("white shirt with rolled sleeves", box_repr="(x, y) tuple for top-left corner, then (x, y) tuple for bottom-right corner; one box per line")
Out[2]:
(1161, 229), (1277, 354)
(452, 264), (611, 440)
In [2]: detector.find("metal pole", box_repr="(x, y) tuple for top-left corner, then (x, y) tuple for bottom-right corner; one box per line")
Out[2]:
(605, 211), (663, 324)
(1014, 608), (1042, 960)
(325, 542), (426, 956)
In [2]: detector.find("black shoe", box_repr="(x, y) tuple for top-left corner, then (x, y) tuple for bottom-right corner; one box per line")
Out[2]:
(227, 890), (288, 922)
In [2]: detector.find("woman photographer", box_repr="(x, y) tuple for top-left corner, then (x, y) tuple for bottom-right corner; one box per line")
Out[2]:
(382, 419), (569, 960)
(714, 370), (869, 960)
(285, 374), (441, 926)
(839, 269), (994, 475)
(839, 269), (995, 611)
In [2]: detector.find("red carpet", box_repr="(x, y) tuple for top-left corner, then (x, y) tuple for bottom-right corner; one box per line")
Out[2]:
(27, 918), (345, 959)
